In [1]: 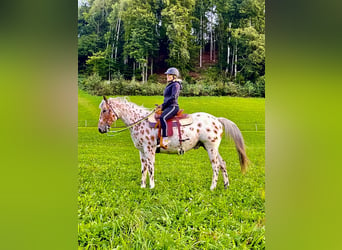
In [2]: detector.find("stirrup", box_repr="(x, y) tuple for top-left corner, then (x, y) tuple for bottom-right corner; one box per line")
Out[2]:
(159, 137), (168, 149)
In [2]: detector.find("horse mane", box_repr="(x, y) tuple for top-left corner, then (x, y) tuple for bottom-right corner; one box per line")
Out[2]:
(108, 96), (152, 112)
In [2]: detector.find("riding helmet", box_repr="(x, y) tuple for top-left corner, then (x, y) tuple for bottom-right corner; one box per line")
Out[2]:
(164, 67), (180, 78)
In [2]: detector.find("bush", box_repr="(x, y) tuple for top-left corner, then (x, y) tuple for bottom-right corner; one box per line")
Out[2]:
(78, 74), (87, 90)
(181, 82), (203, 96)
(181, 80), (244, 97)
(203, 67), (224, 82)
(95, 81), (112, 96)
(255, 76), (265, 97)
(80, 73), (265, 97)
(148, 74), (159, 83)
(236, 79), (265, 97)
(141, 82), (164, 96)
(122, 80), (141, 95)
(225, 82), (239, 96)
(81, 73), (103, 95)
(110, 78), (124, 95)
(244, 81), (256, 97)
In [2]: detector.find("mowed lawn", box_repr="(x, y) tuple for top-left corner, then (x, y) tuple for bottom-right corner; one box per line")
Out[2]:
(78, 90), (265, 249)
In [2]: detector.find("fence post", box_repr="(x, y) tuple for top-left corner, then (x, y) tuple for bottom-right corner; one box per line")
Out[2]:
(255, 123), (258, 131)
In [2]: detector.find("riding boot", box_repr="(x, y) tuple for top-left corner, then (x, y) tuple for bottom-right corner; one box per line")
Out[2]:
(160, 137), (168, 149)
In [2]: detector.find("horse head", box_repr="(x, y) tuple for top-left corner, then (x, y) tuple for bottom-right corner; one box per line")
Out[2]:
(98, 96), (118, 133)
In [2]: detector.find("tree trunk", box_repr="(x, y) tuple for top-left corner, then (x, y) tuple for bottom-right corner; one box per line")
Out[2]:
(108, 60), (111, 81)
(210, 25), (213, 61)
(210, 5), (214, 62)
(231, 44), (234, 76)
(200, 14), (203, 68)
(226, 37), (230, 74)
(108, 26), (114, 81)
(145, 55), (148, 83)
(234, 43), (237, 78)
(111, 41), (115, 78)
(213, 33), (216, 62)
(114, 16), (121, 61)
(200, 46), (202, 68)
(106, 26), (111, 51)
(150, 58), (153, 76)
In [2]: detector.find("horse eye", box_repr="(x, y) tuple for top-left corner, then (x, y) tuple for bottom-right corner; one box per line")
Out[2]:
(103, 110), (107, 113)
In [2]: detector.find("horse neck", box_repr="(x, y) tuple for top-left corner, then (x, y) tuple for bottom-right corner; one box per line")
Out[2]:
(111, 98), (149, 125)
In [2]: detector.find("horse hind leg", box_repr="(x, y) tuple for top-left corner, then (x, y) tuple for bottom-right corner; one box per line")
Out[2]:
(206, 146), (229, 190)
(206, 147), (221, 190)
(218, 154), (229, 189)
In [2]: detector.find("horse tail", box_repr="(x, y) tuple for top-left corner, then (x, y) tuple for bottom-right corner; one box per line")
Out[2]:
(218, 118), (249, 174)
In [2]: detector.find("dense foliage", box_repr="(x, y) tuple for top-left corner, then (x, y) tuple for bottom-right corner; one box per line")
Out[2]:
(78, 0), (265, 96)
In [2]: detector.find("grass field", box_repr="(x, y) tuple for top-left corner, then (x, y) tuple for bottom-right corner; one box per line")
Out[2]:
(78, 90), (265, 249)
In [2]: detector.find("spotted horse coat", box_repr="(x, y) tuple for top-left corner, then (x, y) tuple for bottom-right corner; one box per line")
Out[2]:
(98, 97), (249, 190)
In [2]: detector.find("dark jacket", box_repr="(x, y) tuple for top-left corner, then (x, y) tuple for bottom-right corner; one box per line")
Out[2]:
(161, 80), (182, 111)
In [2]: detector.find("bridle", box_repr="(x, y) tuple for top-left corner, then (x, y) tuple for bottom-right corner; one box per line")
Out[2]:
(106, 100), (120, 121)
(102, 97), (157, 135)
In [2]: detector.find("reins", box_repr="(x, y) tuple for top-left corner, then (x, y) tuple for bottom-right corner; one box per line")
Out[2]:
(107, 103), (157, 135)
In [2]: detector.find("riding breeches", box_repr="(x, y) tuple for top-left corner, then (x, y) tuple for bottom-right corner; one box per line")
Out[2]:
(160, 105), (179, 137)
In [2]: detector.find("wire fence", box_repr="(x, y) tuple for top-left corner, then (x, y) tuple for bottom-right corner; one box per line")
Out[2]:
(78, 120), (265, 132)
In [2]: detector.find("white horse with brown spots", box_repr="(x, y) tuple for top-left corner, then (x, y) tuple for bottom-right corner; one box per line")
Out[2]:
(98, 96), (248, 190)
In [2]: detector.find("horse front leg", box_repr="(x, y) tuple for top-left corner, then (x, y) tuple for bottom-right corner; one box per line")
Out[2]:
(147, 150), (156, 189)
(139, 149), (156, 189)
(139, 151), (148, 188)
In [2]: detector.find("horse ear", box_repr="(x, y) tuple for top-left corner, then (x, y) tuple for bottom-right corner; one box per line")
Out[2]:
(103, 96), (108, 103)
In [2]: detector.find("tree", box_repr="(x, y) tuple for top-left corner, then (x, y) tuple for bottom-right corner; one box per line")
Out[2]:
(86, 51), (107, 77)
(162, 0), (195, 72)
(214, 0), (265, 82)
(231, 26), (265, 83)
(106, 0), (126, 80)
(78, 34), (98, 74)
(78, 0), (265, 90)
(122, 0), (158, 82)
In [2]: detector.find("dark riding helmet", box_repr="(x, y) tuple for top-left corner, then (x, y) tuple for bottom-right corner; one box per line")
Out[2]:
(164, 67), (180, 78)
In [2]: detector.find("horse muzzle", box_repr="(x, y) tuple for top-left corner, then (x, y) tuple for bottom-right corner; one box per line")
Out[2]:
(98, 125), (110, 134)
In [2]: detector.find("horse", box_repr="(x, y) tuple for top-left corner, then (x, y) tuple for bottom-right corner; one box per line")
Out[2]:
(98, 96), (248, 190)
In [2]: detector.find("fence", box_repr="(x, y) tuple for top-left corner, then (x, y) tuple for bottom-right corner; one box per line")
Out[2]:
(78, 120), (265, 132)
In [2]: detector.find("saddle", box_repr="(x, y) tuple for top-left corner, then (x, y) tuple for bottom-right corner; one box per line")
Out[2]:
(148, 109), (193, 150)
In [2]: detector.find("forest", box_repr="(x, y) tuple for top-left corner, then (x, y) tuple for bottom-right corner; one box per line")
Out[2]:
(78, 0), (265, 97)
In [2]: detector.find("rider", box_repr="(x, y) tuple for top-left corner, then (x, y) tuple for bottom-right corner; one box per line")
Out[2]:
(158, 67), (182, 148)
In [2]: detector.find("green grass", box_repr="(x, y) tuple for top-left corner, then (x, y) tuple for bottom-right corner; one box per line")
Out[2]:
(78, 90), (265, 249)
